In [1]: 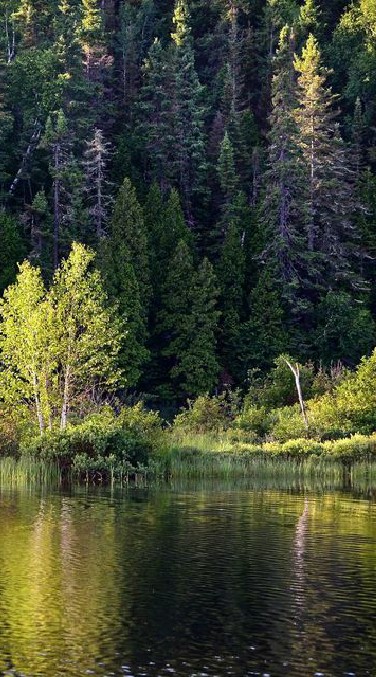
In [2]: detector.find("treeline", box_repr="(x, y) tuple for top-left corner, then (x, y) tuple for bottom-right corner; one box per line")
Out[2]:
(0, 0), (376, 401)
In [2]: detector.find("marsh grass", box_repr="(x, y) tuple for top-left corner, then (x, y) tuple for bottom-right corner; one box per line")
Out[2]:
(0, 457), (63, 488)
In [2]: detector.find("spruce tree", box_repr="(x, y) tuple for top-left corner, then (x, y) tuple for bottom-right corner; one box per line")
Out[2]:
(0, 214), (26, 295)
(261, 26), (309, 313)
(170, 0), (207, 221)
(217, 214), (245, 380)
(137, 38), (176, 190)
(83, 127), (112, 241)
(174, 257), (220, 397)
(99, 239), (149, 388)
(159, 238), (196, 398)
(240, 270), (288, 374)
(111, 177), (151, 311)
(294, 34), (360, 290)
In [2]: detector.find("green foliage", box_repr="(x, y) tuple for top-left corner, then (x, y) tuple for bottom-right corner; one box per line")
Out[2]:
(0, 215), (26, 295)
(173, 392), (240, 435)
(21, 404), (163, 476)
(314, 291), (375, 366)
(1, 0), (376, 408)
(0, 242), (123, 432)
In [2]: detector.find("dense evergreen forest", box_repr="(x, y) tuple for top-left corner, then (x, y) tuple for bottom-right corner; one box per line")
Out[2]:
(1, 0), (376, 404)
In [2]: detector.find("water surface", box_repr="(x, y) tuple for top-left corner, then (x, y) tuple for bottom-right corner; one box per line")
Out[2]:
(0, 482), (376, 676)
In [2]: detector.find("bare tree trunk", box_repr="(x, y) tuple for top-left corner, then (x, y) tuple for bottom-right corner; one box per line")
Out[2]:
(60, 366), (70, 430)
(283, 358), (309, 431)
(53, 143), (61, 269)
(32, 372), (45, 435)
(9, 120), (41, 195)
(5, 11), (15, 63)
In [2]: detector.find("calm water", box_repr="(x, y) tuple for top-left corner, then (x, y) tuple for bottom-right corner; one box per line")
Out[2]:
(0, 482), (376, 676)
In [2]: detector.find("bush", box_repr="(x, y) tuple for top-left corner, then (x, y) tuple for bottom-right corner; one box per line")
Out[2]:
(263, 438), (323, 458)
(230, 405), (274, 442)
(173, 394), (238, 435)
(269, 404), (308, 442)
(20, 404), (163, 476)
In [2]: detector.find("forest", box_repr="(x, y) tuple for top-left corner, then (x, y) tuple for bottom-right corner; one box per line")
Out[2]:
(1, 0), (376, 464)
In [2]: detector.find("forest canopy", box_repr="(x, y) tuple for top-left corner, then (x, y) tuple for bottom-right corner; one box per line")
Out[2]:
(0, 0), (376, 404)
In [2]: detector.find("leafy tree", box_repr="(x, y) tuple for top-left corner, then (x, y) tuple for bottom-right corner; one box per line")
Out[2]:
(0, 243), (124, 431)
(0, 260), (55, 433)
(51, 242), (123, 428)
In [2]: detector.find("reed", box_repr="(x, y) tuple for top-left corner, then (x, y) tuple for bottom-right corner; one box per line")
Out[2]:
(0, 457), (63, 488)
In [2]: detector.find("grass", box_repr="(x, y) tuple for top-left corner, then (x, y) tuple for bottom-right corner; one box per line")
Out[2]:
(0, 456), (63, 489)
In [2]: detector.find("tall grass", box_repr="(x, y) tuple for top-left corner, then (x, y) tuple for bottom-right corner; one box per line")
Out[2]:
(0, 457), (63, 489)
(152, 447), (348, 481)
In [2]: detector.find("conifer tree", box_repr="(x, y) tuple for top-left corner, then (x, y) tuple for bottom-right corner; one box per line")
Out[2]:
(217, 215), (245, 380)
(0, 214), (26, 295)
(261, 26), (309, 312)
(43, 110), (71, 269)
(99, 239), (149, 389)
(294, 34), (360, 290)
(159, 238), (196, 397)
(174, 257), (220, 397)
(83, 127), (112, 240)
(137, 38), (176, 191)
(170, 0), (207, 221)
(111, 177), (151, 310)
(217, 130), (238, 213)
(241, 270), (288, 373)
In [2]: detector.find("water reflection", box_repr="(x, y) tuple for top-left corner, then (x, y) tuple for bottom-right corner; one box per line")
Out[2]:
(0, 485), (375, 676)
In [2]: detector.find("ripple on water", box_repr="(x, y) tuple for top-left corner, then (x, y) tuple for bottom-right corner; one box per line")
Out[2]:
(0, 487), (376, 676)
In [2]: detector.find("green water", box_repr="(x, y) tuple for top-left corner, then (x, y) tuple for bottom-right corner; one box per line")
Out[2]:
(0, 482), (376, 676)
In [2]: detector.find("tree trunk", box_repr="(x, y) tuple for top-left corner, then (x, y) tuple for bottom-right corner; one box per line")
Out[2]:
(60, 366), (70, 430)
(283, 358), (309, 431)
(53, 143), (61, 269)
(32, 372), (45, 435)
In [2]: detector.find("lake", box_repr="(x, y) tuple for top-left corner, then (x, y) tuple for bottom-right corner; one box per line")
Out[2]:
(0, 481), (376, 676)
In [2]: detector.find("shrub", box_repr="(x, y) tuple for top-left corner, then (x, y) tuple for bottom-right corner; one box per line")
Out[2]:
(263, 438), (323, 458)
(230, 405), (274, 442)
(20, 404), (163, 475)
(173, 394), (236, 435)
(269, 404), (308, 442)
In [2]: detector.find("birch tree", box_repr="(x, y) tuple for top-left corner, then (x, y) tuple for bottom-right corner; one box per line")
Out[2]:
(51, 242), (123, 429)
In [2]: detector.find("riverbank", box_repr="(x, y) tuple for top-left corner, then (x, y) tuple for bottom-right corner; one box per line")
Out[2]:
(3, 431), (376, 488)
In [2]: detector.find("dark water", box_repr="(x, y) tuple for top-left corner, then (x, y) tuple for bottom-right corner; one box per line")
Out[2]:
(1, 483), (376, 676)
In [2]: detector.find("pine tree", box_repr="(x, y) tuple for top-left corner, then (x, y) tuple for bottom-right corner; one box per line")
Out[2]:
(217, 130), (238, 212)
(137, 38), (176, 191)
(170, 0), (207, 222)
(261, 26), (309, 313)
(0, 214), (26, 295)
(83, 127), (112, 240)
(294, 34), (360, 291)
(241, 269), (288, 373)
(174, 257), (220, 397)
(42, 109), (71, 269)
(111, 177), (151, 311)
(217, 215), (245, 380)
(159, 238), (196, 398)
(99, 239), (149, 388)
